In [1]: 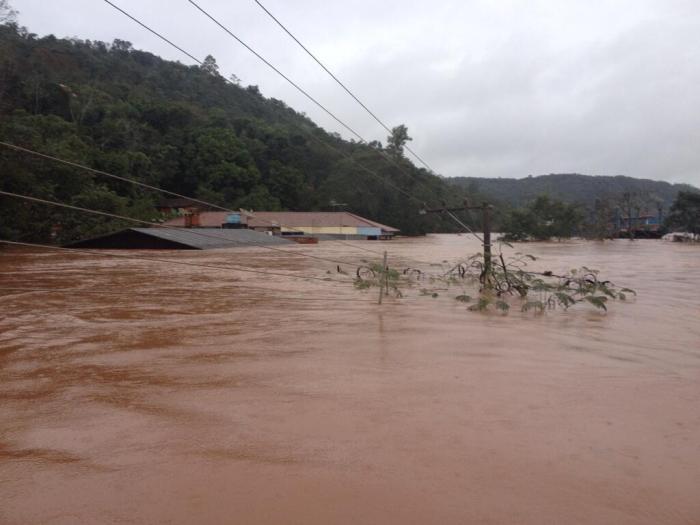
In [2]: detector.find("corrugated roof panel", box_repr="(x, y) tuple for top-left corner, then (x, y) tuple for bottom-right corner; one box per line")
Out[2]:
(129, 228), (292, 249)
(65, 228), (293, 250)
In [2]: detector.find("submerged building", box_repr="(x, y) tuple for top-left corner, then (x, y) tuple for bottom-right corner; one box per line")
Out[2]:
(612, 207), (665, 238)
(162, 211), (399, 240)
(65, 227), (292, 250)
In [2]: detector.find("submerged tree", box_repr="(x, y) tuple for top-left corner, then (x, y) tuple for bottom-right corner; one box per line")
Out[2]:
(666, 191), (700, 237)
(501, 195), (583, 241)
(353, 246), (635, 315)
(617, 191), (645, 240)
(583, 197), (614, 240)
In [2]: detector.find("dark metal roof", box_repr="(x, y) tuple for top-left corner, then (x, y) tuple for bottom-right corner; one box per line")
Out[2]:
(66, 228), (293, 250)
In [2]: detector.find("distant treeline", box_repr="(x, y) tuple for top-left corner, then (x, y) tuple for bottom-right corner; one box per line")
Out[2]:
(450, 173), (697, 210)
(0, 22), (474, 244)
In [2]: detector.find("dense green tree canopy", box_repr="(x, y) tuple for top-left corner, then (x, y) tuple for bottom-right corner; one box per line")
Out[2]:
(386, 125), (412, 159)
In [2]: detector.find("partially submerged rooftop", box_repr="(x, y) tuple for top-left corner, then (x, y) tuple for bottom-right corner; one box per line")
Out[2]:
(65, 227), (293, 250)
(163, 211), (399, 233)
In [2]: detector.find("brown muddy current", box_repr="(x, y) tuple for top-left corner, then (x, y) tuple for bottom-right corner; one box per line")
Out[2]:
(1, 235), (699, 524)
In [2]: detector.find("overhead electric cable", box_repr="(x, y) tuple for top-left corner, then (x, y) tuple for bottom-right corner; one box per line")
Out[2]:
(184, 0), (482, 241)
(0, 142), (371, 267)
(100, 0), (482, 244)
(0, 141), (231, 212)
(184, 0), (366, 142)
(251, 0), (437, 174)
(444, 210), (483, 243)
(93, 2), (390, 259)
(184, 0), (429, 191)
(102, 0), (201, 63)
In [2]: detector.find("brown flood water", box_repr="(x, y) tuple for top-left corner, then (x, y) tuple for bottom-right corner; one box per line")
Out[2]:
(1, 234), (699, 524)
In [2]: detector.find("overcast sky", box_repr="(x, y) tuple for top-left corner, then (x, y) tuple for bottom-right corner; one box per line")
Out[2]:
(11, 0), (700, 185)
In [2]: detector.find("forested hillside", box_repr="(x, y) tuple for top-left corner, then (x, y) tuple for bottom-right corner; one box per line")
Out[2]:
(451, 174), (697, 210)
(0, 21), (467, 243)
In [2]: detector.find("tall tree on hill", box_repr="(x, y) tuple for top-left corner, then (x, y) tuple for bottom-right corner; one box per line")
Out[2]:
(0, 0), (17, 23)
(386, 124), (412, 159)
(200, 55), (220, 77)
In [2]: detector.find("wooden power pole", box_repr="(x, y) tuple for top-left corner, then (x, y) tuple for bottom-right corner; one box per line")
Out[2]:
(420, 201), (493, 284)
(378, 250), (388, 305)
(482, 203), (492, 277)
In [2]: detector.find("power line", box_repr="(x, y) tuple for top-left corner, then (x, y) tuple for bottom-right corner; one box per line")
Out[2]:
(0, 140), (232, 211)
(185, 0), (430, 193)
(102, 0), (201, 64)
(251, 0), (438, 174)
(96, 2), (425, 242)
(101, 0), (411, 237)
(12, 8), (374, 261)
(0, 194), (353, 283)
(183, 0), (482, 241)
(0, 141), (374, 266)
(184, 0), (365, 143)
(444, 210), (484, 243)
(100, 0), (481, 243)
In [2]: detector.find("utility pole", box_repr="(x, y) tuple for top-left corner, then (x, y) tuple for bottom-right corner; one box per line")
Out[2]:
(330, 199), (348, 238)
(378, 250), (388, 305)
(420, 200), (493, 285)
(482, 202), (492, 278)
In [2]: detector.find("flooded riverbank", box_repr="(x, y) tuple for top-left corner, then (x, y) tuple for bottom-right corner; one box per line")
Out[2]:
(1, 235), (699, 524)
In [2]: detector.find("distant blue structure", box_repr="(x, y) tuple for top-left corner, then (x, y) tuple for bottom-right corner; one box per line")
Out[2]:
(613, 206), (664, 238)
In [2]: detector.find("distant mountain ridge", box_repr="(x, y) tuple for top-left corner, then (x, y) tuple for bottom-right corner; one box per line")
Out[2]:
(449, 174), (698, 209)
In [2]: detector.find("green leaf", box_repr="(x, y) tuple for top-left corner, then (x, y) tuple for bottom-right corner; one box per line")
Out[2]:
(468, 297), (490, 312)
(584, 295), (608, 311)
(554, 292), (576, 309)
(495, 300), (510, 312)
(597, 284), (617, 298)
(522, 300), (544, 313)
(620, 287), (637, 296)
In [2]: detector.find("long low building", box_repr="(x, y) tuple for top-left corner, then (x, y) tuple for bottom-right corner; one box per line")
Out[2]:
(65, 227), (293, 250)
(163, 211), (399, 240)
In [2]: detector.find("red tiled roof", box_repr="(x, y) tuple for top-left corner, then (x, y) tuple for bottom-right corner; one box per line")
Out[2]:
(162, 211), (400, 232)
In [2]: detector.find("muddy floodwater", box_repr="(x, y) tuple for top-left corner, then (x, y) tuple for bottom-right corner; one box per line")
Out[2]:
(1, 235), (699, 524)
